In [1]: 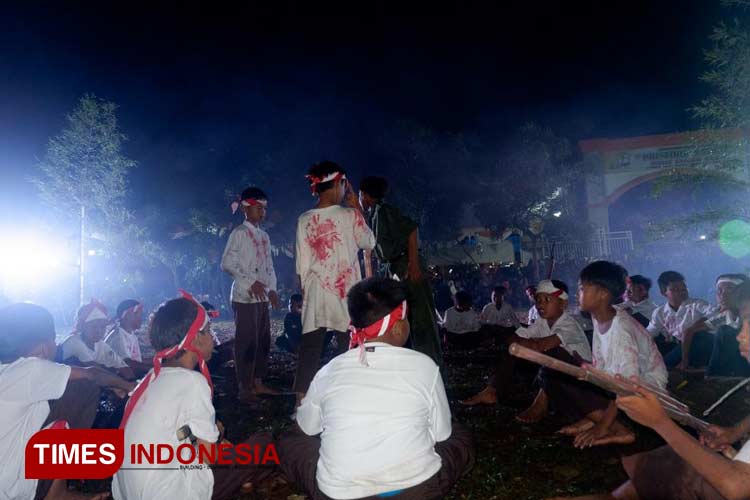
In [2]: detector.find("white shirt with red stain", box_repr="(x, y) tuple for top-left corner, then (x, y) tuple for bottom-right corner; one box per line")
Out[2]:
(296, 205), (375, 334)
(593, 309), (667, 389)
(220, 220), (277, 304)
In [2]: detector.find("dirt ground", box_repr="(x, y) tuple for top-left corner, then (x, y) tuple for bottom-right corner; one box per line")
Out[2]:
(80, 318), (750, 499)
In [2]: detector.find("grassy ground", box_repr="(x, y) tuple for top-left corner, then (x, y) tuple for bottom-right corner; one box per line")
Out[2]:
(79, 319), (750, 499)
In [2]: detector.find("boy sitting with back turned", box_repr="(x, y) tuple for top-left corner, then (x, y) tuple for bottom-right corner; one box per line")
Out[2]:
(279, 277), (474, 500)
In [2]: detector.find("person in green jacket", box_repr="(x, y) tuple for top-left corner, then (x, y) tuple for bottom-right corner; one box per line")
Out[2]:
(358, 176), (443, 366)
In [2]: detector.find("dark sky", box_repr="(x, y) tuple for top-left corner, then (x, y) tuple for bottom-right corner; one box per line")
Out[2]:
(0, 1), (725, 221)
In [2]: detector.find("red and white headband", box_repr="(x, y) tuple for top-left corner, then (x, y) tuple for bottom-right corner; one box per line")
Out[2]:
(536, 280), (568, 300)
(73, 299), (109, 333)
(120, 302), (143, 320)
(120, 290), (214, 430)
(231, 197), (268, 214)
(305, 171), (346, 194)
(349, 300), (407, 366)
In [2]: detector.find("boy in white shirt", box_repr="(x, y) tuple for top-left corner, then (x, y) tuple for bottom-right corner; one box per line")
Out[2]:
(550, 280), (750, 500)
(480, 285), (520, 330)
(279, 278), (474, 500)
(0, 302), (134, 500)
(105, 299), (150, 376)
(221, 186), (280, 401)
(60, 299), (134, 380)
(525, 285), (539, 324)
(557, 261), (667, 449)
(294, 161), (376, 405)
(461, 280), (592, 420)
(620, 274), (657, 328)
(679, 273), (748, 372)
(113, 293), (275, 500)
(647, 271), (714, 369)
(441, 291), (484, 348)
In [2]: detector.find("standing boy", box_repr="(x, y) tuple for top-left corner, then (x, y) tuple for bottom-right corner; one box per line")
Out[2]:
(294, 161), (375, 404)
(221, 186), (280, 401)
(279, 278), (474, 500)
(0, 303), (134, 500)
(358, 176), (443, 365)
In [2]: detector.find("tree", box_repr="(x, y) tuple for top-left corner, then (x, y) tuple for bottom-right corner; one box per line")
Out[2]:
(33, 94), (137, 304)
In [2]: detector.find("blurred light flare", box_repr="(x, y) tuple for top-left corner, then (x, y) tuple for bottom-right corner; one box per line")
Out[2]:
(0, 231), (69, 286)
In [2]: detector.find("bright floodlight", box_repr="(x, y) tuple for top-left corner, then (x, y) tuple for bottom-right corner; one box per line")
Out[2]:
(552, 211), (562, 218)
(0, 232), (66, 285)
(699, 234), (707, 240)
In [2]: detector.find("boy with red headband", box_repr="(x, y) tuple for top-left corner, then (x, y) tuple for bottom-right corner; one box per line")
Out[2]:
(221, 186), (280, 401)
(293, 161), (375, 405)
(113, 292), (275, 500)
(0, 302), (134, 500)
(105, 299), (150, 376)
(60, 299), (134, 380)
(279, 278), (474, 499)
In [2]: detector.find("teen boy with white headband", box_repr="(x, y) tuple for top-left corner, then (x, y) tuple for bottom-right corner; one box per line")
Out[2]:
(293, 161), (375, 406)
(221, 186), (280, 401)
(105, 299), (151, 377)
(113, 291), (275, 500)
(279, 277), (474, 500)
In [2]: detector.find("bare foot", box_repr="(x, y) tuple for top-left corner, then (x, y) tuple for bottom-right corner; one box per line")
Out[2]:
(589, 421), (635, 447)
(515, 389), (549, 423)
(460, 386), (498, 406)
(558, 418), (594, 436)
(46, 479), (110, 500)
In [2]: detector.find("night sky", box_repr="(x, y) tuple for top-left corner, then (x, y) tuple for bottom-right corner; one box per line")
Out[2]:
(0, 1), (726, 222)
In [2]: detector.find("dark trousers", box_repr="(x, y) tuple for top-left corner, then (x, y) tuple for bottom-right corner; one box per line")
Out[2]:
(210, 432), (277, 500)
(405, 279), (444, 367)
(293, 328), (348, 394)
(663, 331), (714, 369)
(232, 301), (271, 389)
(444, 329), (492, 349)
(35, 379), (101, 500)
(278, 423), (474, 500)
(707, 326), (750, 377)
(538, 347), (611, 422)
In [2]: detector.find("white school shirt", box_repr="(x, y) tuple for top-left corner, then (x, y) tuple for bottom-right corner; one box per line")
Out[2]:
(61, 334), (128, 369)
(441, 307), (481, 334)
(593, 309), (668, 389)
(112, 368), (220, 500)
(296, 343), (451, 500)
(105, 325), (143, 362)
(515, 312), (593, 361)
(704, 307), (741, 333)
(480, 302), (520, 328)
(220, 221), (277, 304)
(0, 357), (71, 500)
(731, 438), (750, 463)
(620, 299), (658, 323)
(647, 298), (713, 342)
(296, 206), (375, 334)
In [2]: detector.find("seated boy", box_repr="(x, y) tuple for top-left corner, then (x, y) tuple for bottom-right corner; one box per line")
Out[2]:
(441, 290), (484, 348)
(554, 261), (667, 448)
(620, 275), (657, 328)
(647, 270), (713, 367)
(479, 285), (520, 334)
(461, 280), (591, 417)
(275, 293), (303, 354)
(0, 303), (134, 500)
(679, 273), (747, 372)
(279, 278), (474, 500)
(550, 280), (750, 500)
(60, 299), (135, 380)
(105, 299), (151, 376)
(113, 293), (275, 500)
(526, 285), (539, 324)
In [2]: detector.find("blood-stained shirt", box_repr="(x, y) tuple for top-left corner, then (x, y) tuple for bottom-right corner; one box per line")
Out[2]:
(221, 221), (277, 304)
(296, 205), (375, 334)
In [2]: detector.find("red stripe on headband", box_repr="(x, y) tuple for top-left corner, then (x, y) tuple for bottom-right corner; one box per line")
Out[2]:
(120, 290), (213, 430)
(349, 301), (407, 349)
(305, 172), (344, 194)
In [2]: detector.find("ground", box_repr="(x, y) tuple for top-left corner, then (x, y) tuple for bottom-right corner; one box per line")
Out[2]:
(84, 319), (750, 499)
